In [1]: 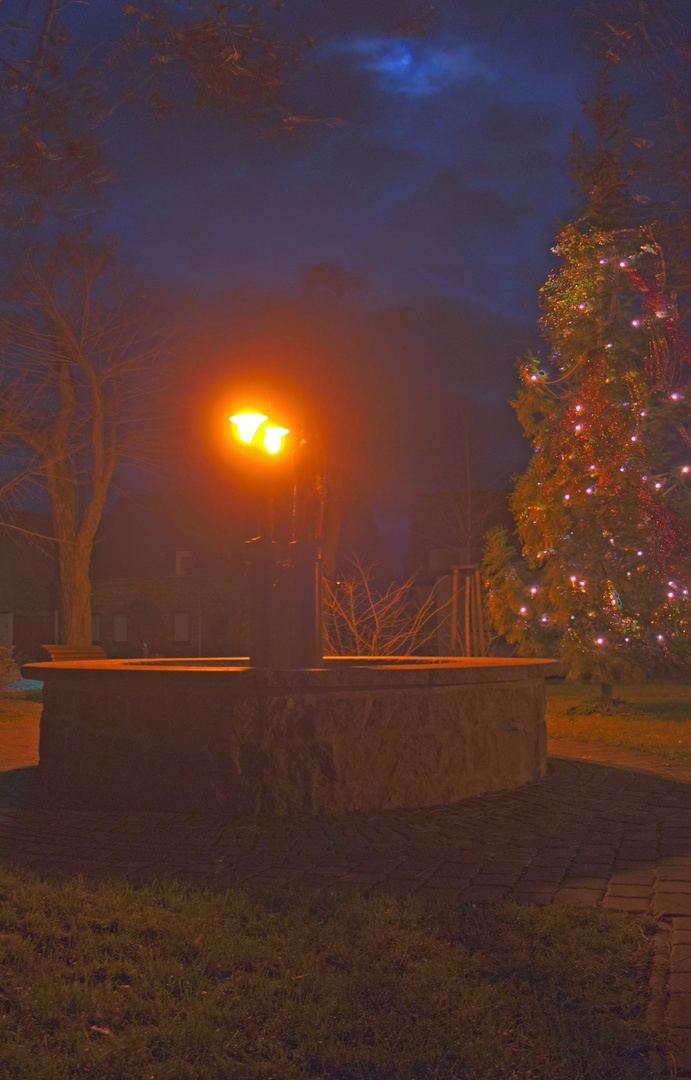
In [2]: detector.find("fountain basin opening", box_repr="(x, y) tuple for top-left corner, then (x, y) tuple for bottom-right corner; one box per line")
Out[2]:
(20, 656), (555, 816)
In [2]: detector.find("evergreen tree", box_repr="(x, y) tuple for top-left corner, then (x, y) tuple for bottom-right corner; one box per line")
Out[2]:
(484, 71), (691, 682)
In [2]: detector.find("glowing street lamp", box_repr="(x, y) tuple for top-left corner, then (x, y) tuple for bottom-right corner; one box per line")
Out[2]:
(262, 426), (290, 454)
(229, 412), (267, 443)
(229, 411), (290, 455)
(227, 406), (324, 669)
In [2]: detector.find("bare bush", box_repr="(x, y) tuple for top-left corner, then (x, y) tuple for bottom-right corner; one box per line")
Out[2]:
(323, 559), (444, 657)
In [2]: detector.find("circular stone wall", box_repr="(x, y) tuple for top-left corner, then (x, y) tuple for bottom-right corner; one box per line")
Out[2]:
(20, 657), (555, 816)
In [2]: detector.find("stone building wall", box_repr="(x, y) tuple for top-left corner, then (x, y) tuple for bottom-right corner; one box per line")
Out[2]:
(0, 515), (58, 659)
(90, 572), (249, 658)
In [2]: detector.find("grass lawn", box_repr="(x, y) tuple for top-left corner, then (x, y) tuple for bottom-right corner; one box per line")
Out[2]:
(0, 697), (42, 723)
(0, 866), (660, 1080)
(546, 680), (691, 763)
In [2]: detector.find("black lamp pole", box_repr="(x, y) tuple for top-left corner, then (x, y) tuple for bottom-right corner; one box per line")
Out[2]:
(244, 423), (325, 669)
(289, 431), (325, 668)
(245, 535), (281, 668)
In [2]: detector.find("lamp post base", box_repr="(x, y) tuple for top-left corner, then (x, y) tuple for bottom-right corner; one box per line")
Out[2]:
(288, 539), (324, 668)
(245, 537), (324, 668)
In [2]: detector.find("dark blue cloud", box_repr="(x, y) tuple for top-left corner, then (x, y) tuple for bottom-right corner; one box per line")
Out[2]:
(105, 0), (591, 325)
(339, 36), (496, 98)
(96, 0), (604, 542)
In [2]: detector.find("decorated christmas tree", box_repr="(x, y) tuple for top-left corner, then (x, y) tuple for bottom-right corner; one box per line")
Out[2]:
(484, 76), (691, 683)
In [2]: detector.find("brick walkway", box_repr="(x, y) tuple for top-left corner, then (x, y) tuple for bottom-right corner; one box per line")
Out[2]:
(1, 719), (690, 1074)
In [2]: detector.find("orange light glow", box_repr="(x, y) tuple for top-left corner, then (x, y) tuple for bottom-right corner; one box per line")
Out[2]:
(262, 426), (290, 454)
(229, 412), (267, 443)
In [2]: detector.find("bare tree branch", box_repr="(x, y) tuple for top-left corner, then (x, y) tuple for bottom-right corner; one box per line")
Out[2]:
(323, 557), (448, 657)
(0, 231), (173, 643)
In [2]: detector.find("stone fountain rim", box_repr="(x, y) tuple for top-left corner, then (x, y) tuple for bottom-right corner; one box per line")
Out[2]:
(21, 654), (557, 691)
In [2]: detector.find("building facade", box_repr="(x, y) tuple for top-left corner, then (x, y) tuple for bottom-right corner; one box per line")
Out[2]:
(0, 513), (58, 661)
(91, 570), (249, 658)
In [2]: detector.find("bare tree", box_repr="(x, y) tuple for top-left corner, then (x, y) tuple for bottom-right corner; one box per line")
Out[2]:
(323, 558), (444, 657)
(0, 0), (316, 225)
(0, 231), (168, 644)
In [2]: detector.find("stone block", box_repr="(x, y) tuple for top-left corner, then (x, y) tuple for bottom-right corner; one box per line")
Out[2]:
(553, 888), (604, 906)
(657, 881), (691, 893)
(472, 873), (521, 886)
(671, 945), (691, 973)
(563, 876), (610, 889)
(667, 1029), (691, 1075)
(482, 860), (529, 874)
(618, 847), (659, 859)
(606, 884), (652, 898)
(423, 875), (472, 890)
(519, 866), (566, 881)
(666, 994), (691, 1029)
(654, 896), (691, 918)
(609, 870), (655, 885)
(511, 890), (556, 906)
(460, 885), (508, 902)
(601, 896), (650, 912)
(567, 863), (613, 876)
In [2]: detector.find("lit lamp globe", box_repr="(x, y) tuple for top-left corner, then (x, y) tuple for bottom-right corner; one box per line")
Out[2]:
(229, 412), (266, 443)
(228, 408), (321, 668)
(229, 412), (290, 455)
(262, 426), (290, 454)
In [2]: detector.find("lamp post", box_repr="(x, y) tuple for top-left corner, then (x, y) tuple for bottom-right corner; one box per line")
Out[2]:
(229, 409), (325, 669)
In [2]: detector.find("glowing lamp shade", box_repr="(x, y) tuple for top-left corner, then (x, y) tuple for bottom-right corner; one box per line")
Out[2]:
(229, 412), (267, 443)
(263, 426), (290, 454)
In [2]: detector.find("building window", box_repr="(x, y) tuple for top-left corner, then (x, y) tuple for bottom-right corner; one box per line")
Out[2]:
(113, 613), (128, 643)
(0, 613), (12, 647)
(91, 613), (101, 643)
(173, 611), (190, 642)
(175, 550), (194, 575)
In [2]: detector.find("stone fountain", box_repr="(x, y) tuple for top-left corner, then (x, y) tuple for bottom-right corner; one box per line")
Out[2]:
(21, 405), (553, 816)
(20, 654), (553, 815)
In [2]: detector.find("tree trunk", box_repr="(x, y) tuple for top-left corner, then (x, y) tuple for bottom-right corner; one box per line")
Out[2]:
(58, 537), (92, 645)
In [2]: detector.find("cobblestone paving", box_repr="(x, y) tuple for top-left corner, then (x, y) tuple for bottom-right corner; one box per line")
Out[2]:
(1, 729), (690, 1074)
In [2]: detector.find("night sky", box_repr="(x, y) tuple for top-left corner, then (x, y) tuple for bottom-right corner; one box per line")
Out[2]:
(99, 0), (604, 568)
